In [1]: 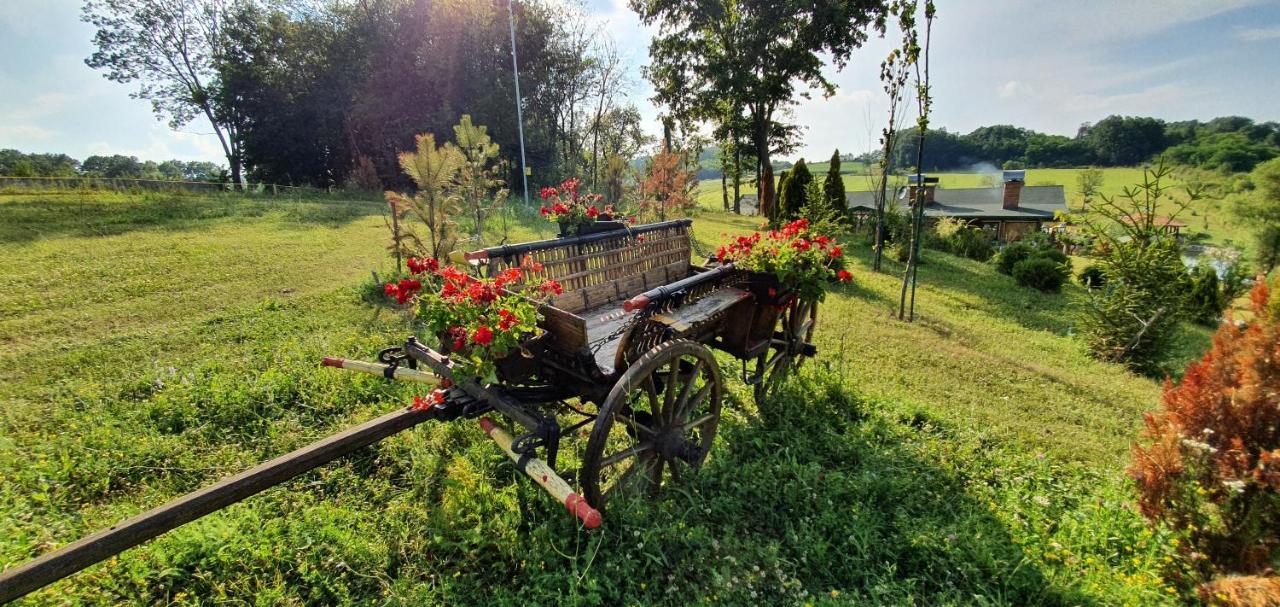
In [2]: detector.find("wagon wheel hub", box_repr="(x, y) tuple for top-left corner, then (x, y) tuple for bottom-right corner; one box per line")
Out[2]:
(654, 427), (704, 464)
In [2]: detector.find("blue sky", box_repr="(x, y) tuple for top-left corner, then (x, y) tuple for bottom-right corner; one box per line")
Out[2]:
(3, 0), (1280, 166)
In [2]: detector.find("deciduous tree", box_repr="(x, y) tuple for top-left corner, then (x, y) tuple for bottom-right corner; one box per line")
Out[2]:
(83, 0), (243, 185)
(633, 0), (889, 218)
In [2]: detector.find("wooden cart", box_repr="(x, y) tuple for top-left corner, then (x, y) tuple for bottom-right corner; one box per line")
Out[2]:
(0, 219), (820, 603)
(361, 219), (821, 512)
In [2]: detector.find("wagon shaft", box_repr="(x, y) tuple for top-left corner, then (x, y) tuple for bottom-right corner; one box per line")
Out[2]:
(0, 406), (438, 604)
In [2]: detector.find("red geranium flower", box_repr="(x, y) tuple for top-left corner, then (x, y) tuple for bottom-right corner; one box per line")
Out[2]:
(586, 206), (600, 218)
(472, 326), (494, 346)
(837, 270), (853, 282)
(540, 279), (564, 296)
(540, 205), (550, 216)
(829, 246), (842, 258)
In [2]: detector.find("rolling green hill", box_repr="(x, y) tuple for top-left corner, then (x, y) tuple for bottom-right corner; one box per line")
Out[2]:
(0, 190), (1193, 605)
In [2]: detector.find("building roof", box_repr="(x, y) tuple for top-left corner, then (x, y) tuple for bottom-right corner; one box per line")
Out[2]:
(1123, 214), (1188, 228)
(849, 185), (1066, 220)
(745, 185), (1067, 221)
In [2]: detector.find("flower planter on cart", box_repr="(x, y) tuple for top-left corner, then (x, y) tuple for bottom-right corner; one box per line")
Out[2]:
(557, 217), (626, 237)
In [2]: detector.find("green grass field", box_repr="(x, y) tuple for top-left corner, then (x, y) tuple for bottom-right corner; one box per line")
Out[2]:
(0, 190), (1198, 605)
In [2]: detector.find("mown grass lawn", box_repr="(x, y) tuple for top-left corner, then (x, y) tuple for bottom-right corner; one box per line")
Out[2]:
(1, 190), (1196, 605)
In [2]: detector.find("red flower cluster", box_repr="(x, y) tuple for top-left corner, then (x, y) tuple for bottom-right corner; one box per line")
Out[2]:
(714, 219), (853, 298)
(538, 177), (613, 225)
(407, 256), (439, 274)
(384, 278), (423, 304)
(472, 325), (494, 346)
(393, 253), (563, 365)
(411, 389), (447, 410)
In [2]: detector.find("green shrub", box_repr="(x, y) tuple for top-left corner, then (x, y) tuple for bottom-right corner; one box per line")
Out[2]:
(996, 242), (1034, 275)
(1012, 257), (1068, 292)
(886, 242), (910, 263)
(928, 218), (995, 262)
(1187, 266), (1223, 326)
(1080, 237), (1192, 376)
(1078, 266), (1106, 289)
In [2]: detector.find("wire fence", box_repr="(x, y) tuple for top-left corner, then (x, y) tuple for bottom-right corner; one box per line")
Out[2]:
(0, 175), (335, 196)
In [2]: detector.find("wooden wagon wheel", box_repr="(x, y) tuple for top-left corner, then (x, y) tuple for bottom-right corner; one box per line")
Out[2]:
(580, 339), (723, 510)
(752, 297), (819, 406)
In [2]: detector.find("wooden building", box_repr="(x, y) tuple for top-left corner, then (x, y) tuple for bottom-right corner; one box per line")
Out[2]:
(845, 170), (1066, 242)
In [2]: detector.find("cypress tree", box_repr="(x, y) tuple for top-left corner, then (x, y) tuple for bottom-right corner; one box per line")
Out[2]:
(824, 149), (845, 216)
(780, 159), (812, 220)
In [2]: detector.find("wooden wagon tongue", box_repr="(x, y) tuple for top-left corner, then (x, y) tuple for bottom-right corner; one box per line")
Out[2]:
(0, 356), (598, 604)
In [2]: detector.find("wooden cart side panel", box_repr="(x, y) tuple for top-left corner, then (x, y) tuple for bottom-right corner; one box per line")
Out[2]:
(490, 224), (691, 300)
(489, 223), (694, 356)
(538, 303), (587, 353)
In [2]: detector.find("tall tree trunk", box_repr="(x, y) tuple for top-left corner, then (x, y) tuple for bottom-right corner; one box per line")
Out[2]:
(721, 167), (732, 212)
(755, 115), (773, 220)
(873, 160), (888, 271)
(732, 146), (742, 214)
(898, 2), (934, 322)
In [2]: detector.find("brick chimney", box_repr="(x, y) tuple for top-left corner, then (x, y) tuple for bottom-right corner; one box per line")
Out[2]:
(907, 175), (937, 205)
(1002, 170), (1024, 209)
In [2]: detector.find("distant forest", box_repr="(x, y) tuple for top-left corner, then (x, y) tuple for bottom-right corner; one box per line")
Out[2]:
(882, 115), (1280, 174)
(0, 150), (224, 182)
(63, 0), (648, 191)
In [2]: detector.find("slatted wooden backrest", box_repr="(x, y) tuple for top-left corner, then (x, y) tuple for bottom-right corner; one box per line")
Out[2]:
(488, 222), (692, 315)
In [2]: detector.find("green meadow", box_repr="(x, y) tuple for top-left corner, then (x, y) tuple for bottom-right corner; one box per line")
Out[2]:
(0, 190), (1197, 605)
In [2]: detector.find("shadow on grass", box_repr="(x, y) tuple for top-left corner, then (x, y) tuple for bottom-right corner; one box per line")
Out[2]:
(0, 192), (384, 243)
(476, 372), (1100, 606)
(870, 246), (1081, 335)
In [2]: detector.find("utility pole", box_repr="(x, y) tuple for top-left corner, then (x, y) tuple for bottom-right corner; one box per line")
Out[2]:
(508, 0), (530, 207)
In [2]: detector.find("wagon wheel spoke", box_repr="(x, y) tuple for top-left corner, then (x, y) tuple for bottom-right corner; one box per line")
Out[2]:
(618, 414), (657, 438)
(681, 412), (716, 432)
(599, 443), (651, 469)
(669, 358), (705, 425)
(642, 375), (661, 416)
(658, 358), (680, 426)
(646, 455), (665, 496)
(668, 456), (685, 482)
(676, 381), (713, 426)
(602, 455), (651, 503)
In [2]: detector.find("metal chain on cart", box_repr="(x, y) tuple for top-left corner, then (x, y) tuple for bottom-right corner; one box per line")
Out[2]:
(587, 309), (649, 355)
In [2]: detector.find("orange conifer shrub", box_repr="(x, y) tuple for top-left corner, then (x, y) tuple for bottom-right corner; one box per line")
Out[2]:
(1130, 280), (1280, 584)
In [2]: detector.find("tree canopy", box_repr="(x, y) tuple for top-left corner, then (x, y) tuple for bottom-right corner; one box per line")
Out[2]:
(888, 115), (1279, 172)
(633, 0), (889, 217)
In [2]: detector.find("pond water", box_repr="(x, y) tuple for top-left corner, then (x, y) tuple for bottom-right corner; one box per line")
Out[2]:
(1183, 244), (1240, 278)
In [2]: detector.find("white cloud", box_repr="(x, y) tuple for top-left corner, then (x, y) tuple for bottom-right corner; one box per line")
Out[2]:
(6, 93), (76, 121)
(996, 80), (1032, 99)
(1235, 26), (1280, 41)
(0, 124), (53, 141)
(1063, 82), (1197, 115)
